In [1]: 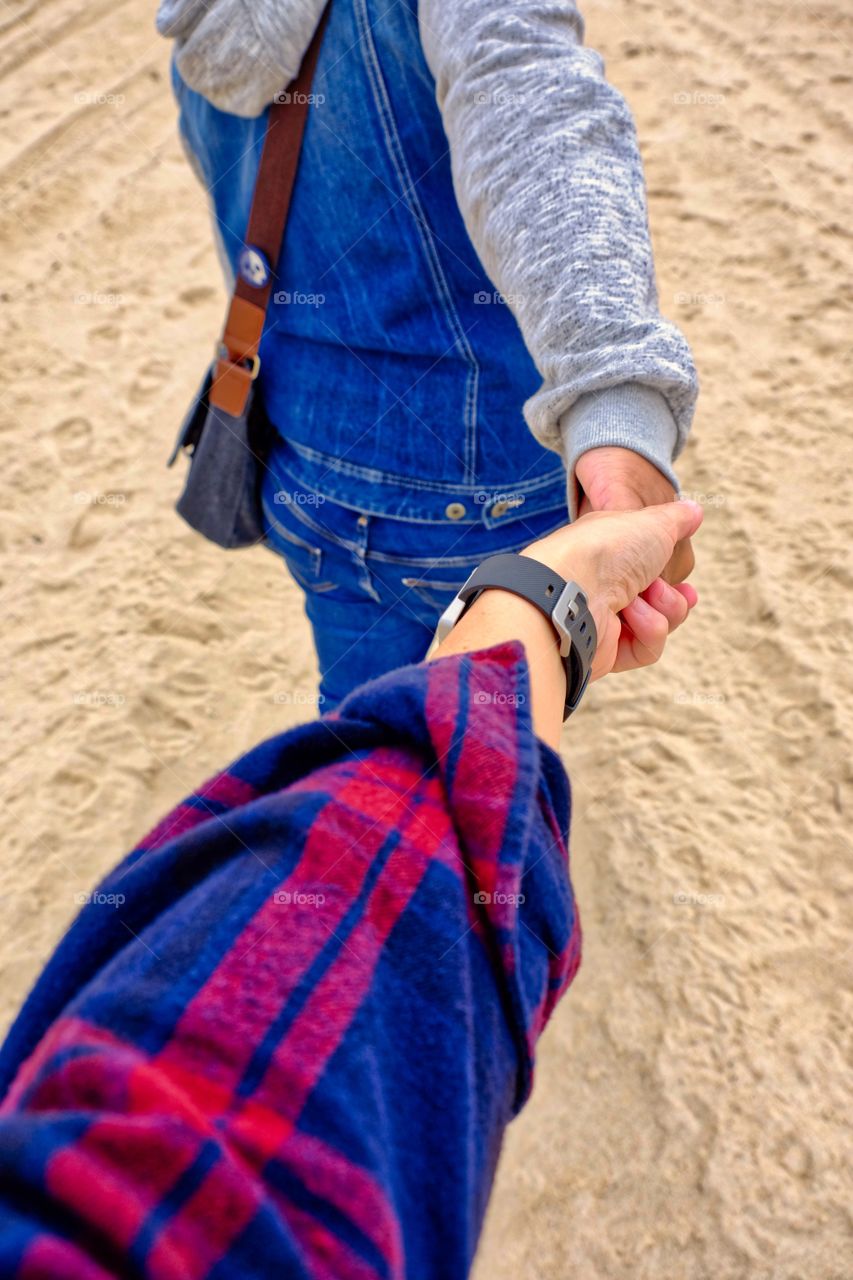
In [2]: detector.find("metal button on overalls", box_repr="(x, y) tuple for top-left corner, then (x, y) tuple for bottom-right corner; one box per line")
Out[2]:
(445, 502), (466, 521)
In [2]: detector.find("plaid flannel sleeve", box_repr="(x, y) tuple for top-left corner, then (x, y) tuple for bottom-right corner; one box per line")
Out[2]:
(0, 641), (580, 1279)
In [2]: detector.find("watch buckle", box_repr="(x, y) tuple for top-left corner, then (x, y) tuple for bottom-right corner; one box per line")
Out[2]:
(428, 594), (468, 658)
(552, 581), (582, 657)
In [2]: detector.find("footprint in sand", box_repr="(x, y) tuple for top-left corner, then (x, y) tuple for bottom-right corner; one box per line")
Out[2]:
(775, 1132), (815, 1182)
(51, 415), (92, 464)
(129, 689), (201, 761)
(88, 322), (121, 344)
(50, 767), (101, 815)
(128, 358), (173, 405)
(234, 656), (284, 693)
(68, 496), (129, 550)
(142, 606), (225, 645)
(164, 284), (219, 321)
(178, 285), (217, 307)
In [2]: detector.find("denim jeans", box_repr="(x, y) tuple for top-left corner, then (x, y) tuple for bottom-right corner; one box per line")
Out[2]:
(262, 462), (564, 709)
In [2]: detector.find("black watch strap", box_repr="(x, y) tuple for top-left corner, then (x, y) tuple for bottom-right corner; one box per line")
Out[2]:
(435, 553), (597, 720)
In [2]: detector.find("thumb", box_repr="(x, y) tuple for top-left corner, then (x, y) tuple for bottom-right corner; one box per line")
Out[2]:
(639, 498), (703, 548)
(606, 500), (703, 607)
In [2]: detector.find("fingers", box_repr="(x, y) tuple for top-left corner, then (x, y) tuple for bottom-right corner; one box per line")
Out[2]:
(616, 596), (669, 670)
(522, 499), (703, 628)
(643, 577), (692, 630)
(607, 500), (702, 606)
(661, 535), (695, 585)
(613, 578), (697, 673)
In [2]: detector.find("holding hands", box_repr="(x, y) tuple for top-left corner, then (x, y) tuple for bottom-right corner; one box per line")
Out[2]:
(522, 498), (702, 683)
(435, 496), (703, 747)
(574, 445), (696, 586)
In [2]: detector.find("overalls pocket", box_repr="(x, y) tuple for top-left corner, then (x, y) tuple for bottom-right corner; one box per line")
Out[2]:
(401, 576), (467, 612)
(264, 496), (324, 581)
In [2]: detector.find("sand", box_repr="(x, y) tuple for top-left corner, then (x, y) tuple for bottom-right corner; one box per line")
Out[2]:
(1, 0), (851, 1275)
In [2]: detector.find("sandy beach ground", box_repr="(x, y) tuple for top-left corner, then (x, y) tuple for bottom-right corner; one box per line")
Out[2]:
(1, 0), (851, 1276)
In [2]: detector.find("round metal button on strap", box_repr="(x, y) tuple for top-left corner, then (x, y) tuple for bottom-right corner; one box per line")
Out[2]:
(490, 500), (510, 519)
(356, 514), (368, 528)
(237, 244), (271, 289)
(445, 502), (466, 521)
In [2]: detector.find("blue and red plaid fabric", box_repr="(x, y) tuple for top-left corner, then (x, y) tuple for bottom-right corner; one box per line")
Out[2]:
(0, 642), (580, 1278)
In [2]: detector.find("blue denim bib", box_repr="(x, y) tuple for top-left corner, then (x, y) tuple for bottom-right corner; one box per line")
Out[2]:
(174, 0), (567, 530)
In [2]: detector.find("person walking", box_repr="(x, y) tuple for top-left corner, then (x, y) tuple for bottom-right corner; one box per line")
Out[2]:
(158, 0), (698, 710)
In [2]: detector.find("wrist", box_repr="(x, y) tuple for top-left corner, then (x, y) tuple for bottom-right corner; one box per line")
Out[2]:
(431, 551), (600, 744)
(519, 544), (606, 643)
(432, 587), (567, 749)
(561, 385), (681, 520)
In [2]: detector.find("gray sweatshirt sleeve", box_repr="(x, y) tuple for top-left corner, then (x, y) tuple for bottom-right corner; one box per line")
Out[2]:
(418, 0), (698, 510)
(156, 0), (325, 117)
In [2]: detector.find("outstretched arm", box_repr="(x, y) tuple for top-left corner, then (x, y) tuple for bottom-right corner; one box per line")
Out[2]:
(435, 500), (703, 747)
(0, 660), (576, 1276)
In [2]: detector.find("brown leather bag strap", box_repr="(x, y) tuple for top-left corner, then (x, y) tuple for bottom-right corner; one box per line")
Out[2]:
(211, 3), (330, 415)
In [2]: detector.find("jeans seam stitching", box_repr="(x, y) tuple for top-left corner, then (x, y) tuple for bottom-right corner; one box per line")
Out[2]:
(277, 440), (566, 496)
(356, 0), (480, 480)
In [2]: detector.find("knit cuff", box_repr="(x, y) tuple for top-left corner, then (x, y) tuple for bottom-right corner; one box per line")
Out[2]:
(559, 384), (681, 521)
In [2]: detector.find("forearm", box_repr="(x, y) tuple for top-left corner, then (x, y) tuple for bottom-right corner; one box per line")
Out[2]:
(432, 585), (567, 750)
(420, 0), (698, 476)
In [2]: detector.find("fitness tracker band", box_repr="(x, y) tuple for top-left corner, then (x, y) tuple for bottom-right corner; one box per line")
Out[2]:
(435, 553), (597, 720)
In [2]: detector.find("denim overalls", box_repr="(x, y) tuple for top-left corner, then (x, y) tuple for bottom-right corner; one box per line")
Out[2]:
(174, 0), (568, 707)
